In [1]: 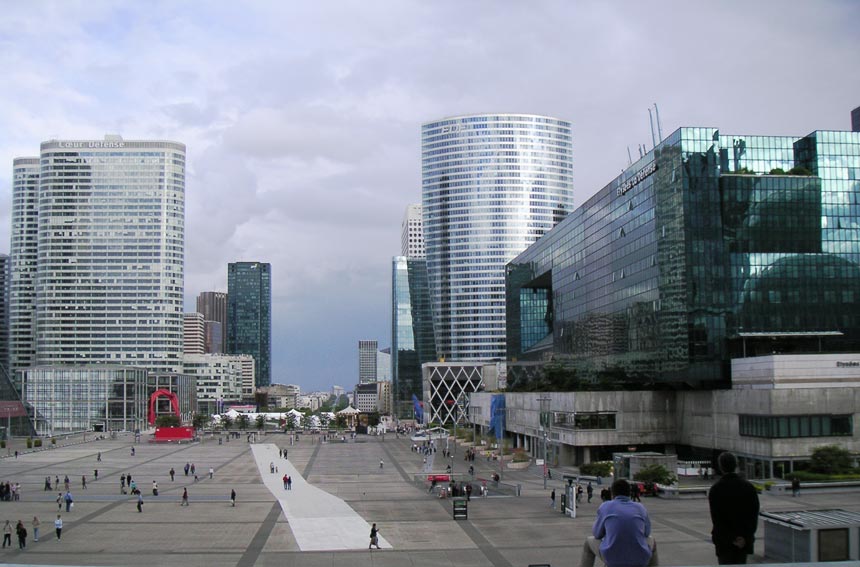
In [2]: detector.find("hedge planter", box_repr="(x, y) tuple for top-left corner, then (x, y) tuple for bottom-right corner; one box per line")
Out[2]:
(507, 460), (531, 470)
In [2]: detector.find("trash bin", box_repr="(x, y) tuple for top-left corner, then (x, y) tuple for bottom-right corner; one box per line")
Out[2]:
(453, 497), (468, 520)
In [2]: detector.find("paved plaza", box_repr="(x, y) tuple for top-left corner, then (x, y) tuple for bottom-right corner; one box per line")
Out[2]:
(0, 432), (857, 566)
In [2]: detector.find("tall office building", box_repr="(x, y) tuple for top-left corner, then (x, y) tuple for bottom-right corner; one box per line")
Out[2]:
(227, 262), (271, 388)
(358, 340), (378, 384)
(421, 114), (574, 361)
(0, 254), (9, 385)
(853, 106), (860, 133)
(183, 312), (205, 355)
(401, 203), (425, 258)
(197, 291), (228, 353)
(391, 256), (437, 417)
(8, 157), (40, 378)
(9, 137), (186, 375)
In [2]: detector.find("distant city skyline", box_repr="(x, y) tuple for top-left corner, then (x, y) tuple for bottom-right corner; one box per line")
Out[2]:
(0, 2), (857, 391)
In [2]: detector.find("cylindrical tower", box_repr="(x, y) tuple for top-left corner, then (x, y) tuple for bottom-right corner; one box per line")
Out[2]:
(421, 114), (574, 360)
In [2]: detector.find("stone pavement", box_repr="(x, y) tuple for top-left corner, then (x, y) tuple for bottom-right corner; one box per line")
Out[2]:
(0, 431), (856, 566)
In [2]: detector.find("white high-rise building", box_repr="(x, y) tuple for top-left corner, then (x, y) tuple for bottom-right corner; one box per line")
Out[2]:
(183, 313), (205, 355)
(9, 157), (40, 377)
(422, 114), (573, 361)
(401, 203), (425, 258)
(9, 136), (186, 375)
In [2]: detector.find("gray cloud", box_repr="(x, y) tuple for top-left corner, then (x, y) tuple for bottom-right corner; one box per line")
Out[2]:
(1, 0), (858, 391)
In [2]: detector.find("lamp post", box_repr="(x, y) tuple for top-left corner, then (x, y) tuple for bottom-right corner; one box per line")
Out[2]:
(538, 396), (551, 491)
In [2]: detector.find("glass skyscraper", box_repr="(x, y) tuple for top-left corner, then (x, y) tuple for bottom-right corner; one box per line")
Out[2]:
(507, 127), (860, 388)
(227, 262), (271, 388)
(422, 114), (574, 361)
(391, 256), (436, 417)
(9, 137), (186, 376)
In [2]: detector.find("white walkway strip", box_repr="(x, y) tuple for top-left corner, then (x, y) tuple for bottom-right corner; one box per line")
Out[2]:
(251, 443), (391, 551)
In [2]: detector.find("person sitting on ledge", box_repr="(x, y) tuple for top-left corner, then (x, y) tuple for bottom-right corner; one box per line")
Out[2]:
(580, 478), (658, 567)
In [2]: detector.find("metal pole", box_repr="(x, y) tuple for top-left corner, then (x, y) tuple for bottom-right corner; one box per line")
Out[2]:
(543, 431), (548, 490)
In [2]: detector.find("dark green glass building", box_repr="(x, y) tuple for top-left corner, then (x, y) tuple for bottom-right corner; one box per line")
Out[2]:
(507, 128), (860, 388)
(227, 262), (272, 388)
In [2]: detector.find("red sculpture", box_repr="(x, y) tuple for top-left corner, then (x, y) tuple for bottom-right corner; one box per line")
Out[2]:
(148, 389), (181, 426)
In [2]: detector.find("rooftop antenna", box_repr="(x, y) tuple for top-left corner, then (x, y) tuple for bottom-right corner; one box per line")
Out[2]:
(654, 103), (664, 143)
(627, 146), (633, 166)
(648, 108), (657, 149)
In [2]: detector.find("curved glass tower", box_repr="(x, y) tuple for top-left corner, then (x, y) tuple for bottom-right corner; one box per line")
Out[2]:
(422, 114), (574, 360)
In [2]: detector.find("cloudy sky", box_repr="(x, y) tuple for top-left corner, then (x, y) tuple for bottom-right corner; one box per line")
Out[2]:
(1, 1), (858, 392)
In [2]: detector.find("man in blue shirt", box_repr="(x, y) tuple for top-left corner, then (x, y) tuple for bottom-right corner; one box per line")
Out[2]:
(580, 479), (658, 567)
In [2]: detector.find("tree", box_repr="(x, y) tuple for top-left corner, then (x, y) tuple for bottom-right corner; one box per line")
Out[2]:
(192, 414), (210, 431)
(222, 415), (234, 431)
(335, 414), (347, 429)
(810, 444), (854, 474)
(155, 415), (180, 427)
(255, 414), (266, 431)
(237, 414), (250, 430)
(634, 464), (678, 486)
(788, 166), (813, 176)
(769, 168), (787, 175)
(367, 411), (381, 427)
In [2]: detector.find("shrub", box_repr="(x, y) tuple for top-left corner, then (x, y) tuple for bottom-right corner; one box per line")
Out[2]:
(511, 449), (530, 463)
(788, 166), (813, 176)
(50, 437), (56, 445)
(786, 470), (860, 482)
(26, 437), (33, 449)
(0, 440), (4, 449)
(155, 415), (181, 428)
(34, 438), (42, 447)
(580, 461), (613, 477)
(634, 464), (678, 486)
(810, 445), (854, 474)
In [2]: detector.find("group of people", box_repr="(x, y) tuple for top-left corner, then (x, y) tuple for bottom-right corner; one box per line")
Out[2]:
(579, 451), (760, 567)
(2, 516), (63, 549)
(0, 482), (21, 502)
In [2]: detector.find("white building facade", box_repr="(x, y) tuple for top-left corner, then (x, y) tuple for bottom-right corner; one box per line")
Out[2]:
(401, 203), (425, 258)
(421, 114), (574, 361)
(10, 137), (186, 376)
(183, 354), (253, 415)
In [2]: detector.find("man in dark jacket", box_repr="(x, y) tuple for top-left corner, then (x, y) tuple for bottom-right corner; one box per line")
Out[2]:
(708, 452), (760, 564)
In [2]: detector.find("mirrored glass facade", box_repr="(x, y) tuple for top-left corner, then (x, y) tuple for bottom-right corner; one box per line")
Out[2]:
(227, 262), (271, 388)
(391, 256), (436, 417)
(508, 128), (860, 388)
(422, 114), (574, 361)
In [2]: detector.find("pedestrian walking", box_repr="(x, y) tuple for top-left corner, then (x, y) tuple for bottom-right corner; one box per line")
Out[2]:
(190, 463), (196, 475)
(130, 446), (135, 456)
(137, 493), (143, 513)
(230, 489), (236, 507)
(551, 488), (556, 509)
(82, 475), (87, 490)
(97, 452), (101, 462)
(181, 488), (189, 506)
(94, 469), (99, 480)
(169, 468), (175, 481)
(209, 467), (214, 479)
(16, 520), (27, 549)
(380, 459), (384, 469)
(56, 492), (63, 510)
(44, 477), (52, 491)
(791, 477), (800, 497)
(64, 491), (73, 512)
(369, 523), (381, 549)
(31, 517), (40, 542)
(282, 474), (288, 489)
(152, 481), (158, 496)
(287, 476), (292, 490)
(2, 520), (12, 548)
(184, 462), (190, 476)
(587, 481), (594, 503)
(54, 515), (63, 540)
